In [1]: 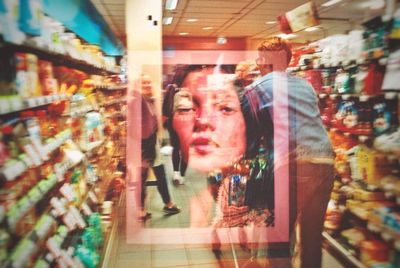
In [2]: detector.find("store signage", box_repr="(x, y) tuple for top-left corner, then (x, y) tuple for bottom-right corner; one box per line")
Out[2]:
(277, 1), (320, 34)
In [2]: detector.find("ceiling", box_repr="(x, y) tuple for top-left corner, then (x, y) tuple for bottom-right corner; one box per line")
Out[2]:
(91, 0), (386, 44)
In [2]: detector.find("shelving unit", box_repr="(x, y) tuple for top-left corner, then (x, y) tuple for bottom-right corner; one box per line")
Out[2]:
(0, 1), (126, 267)
(290, 13), (400, 268)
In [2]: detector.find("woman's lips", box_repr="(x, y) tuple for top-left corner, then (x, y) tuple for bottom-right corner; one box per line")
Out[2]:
(191, 136), (217, 155)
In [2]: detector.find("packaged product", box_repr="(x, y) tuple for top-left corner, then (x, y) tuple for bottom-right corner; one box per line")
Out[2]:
(334, 68), (350, 94)
(360, 240), (390, 266)
(373, 98), (392, 136)
(38, 60), (58, 95)
(341, 228), (368, 248)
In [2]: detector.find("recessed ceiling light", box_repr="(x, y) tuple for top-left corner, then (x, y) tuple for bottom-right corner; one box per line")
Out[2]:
(179, 32), (189, 36)
(304, 26), (320, 32)
(166, 0), (178, 10)
(202, 26), (213, 30)
(163, 17), (173, 25)
(321, 0), (343, 7)
(266, 21), (277, 24)
(186, 18), (198, 22)
(277, 33), (297, 39)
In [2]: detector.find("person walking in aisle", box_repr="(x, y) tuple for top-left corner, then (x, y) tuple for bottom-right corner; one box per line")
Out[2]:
(162, 82), (189, 185)
(243, 37), (335, 268)
(140, 74), (180, 221)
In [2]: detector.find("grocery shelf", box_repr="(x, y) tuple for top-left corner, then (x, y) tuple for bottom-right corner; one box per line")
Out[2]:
(0, 41), (119, 75)
(0, 93), (69, 116)
(0, 129), (72, 182)
(322, 231), (367, 268)
(100, 192), (123, 268)
(101, 97), (127, 107)
(96, 85), (127, 91)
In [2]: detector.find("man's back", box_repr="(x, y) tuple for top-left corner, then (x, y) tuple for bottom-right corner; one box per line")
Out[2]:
(246, 71), (334, 161)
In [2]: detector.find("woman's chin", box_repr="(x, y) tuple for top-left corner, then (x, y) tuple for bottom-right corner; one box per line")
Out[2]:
(188, 150), (236, 172)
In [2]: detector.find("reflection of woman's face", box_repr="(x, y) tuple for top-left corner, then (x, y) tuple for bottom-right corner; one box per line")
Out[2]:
(172, 68), (246, 172)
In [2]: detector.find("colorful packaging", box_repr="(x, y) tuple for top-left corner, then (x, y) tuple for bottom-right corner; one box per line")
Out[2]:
(360, 240), (390, 266)
(334, 68), (350, 94)
(228, 174), (247, 207)
(373, 98), (392, 136)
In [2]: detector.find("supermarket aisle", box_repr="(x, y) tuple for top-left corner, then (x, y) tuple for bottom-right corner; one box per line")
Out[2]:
(105, 152), (344, 268)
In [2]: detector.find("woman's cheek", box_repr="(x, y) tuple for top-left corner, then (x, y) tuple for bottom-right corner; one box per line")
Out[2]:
(173, 117), (194, 151)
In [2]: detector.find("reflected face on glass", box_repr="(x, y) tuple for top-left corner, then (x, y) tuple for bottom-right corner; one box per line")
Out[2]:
(172, 68), (246, 172)
(141, 75), (153, 98)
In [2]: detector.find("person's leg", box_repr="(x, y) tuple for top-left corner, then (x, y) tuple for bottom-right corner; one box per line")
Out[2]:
(170, 130), (184, 184)
(296, 163), (334, 268)
(172, 146), (181, 172)
(180, 156), (188, 177)
(153, 164), (171, 204)
(139, 166), (151, 221)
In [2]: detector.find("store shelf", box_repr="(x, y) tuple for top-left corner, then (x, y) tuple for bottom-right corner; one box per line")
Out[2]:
(100, 97), (127, 107)
(62, 105), (98, 117)
(100, 191), (123, 268)
(323, 231), (367, 268)
(0, 41), (119, 75)
(96, 85), (127, 91)
(104, 111), (126, 119)
(0, 93), (69, 116)
(0, 129), (72, 182)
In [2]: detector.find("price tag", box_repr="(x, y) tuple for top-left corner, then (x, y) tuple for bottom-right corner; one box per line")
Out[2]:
(19, 154), (33, 168)
(23, 144), (42, 166)
(60, 184), (76, 202)
(46, 237), (62, 258)
(69, 206), (86, 229)
(45, 95), (53, 103)
(1, 161), (23, 181)
(81, 202), (93, 216)
(37, 96), (46, 105)
(61, 250), (75, 268)
(73, 257), (84, 268)
(88, 190), (99, 204)
(31, 138), (49, 161)
(62, 212), (77, 231)
(26, 98), (37, 107)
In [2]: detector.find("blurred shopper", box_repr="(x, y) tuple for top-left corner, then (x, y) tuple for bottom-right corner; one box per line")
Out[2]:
(234, 60), (260, 90)
(140, 74), (180, 221)
(243, 37), (335, 268)
(162, 83), (188, 185)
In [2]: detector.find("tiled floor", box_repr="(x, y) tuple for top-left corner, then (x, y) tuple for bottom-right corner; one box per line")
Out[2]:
(106, 152), (344, 268)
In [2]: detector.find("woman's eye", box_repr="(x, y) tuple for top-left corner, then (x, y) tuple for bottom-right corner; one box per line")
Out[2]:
(219, 106), (235, 114)
(177, 108), (193, 113)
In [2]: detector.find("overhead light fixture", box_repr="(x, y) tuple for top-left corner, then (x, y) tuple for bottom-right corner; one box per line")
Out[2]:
(321, 0), (343, 7)
(166, 0), (178, 10)
(265, 21), (277, 24)
(304, 26), (320, 32)
(277, 33), (297, 39)
(216, 37), (227, 44)
(179, 32), (188, 36)
(163, 17), (173, 25)
(186, 18), (198, 22)
(202, 26), (213, 30)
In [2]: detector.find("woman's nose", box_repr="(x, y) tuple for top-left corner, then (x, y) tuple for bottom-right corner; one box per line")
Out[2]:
(194, 109), (216, 132)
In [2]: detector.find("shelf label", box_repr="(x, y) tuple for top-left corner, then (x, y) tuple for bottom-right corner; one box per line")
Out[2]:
(1, 160), (27, 181)
(23, 144), (42, 166)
